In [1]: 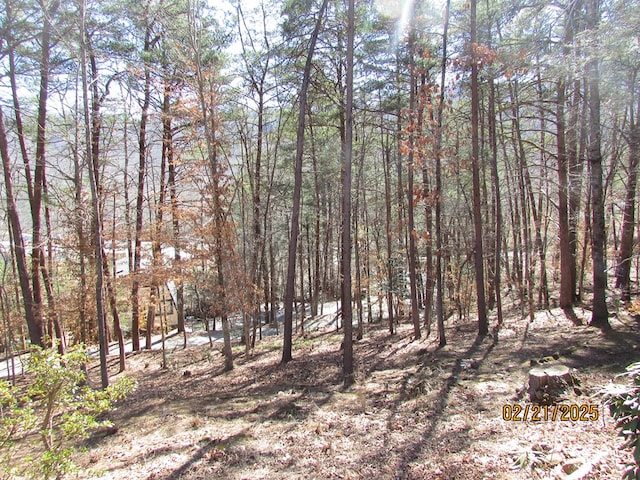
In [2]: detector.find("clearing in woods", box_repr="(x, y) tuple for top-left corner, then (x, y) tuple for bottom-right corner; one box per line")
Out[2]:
(76, 304), (639, 479)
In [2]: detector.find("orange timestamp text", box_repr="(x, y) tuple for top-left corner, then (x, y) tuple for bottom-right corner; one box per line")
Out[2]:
(502, 403), (599, 422)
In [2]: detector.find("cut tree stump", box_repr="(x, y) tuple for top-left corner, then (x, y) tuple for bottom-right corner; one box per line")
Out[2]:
(528, 364), (574, 403)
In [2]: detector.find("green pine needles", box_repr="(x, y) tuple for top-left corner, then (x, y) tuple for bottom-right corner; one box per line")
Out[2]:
(602, 362), (640, 480)
(0, 345), (135, 479)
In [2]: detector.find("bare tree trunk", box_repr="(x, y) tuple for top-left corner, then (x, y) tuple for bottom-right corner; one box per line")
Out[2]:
(486, 2), (502, 327)
(146, 303), (155, 350)
(0, 107), (40, 346)
(80, 0), (108, 387)
(355, 128), (366, 340)
(434, 0), (451, 345)
(132, 5), (155, 352)
(310, 120), (322, 317)
(30, 0), (59, 346)
(102, 248), (126, 372)
(282, 0), (329, 364)
(342, 0), (355, 386)
(406, 26), (421, 340)
(470, 0), (488, 336)
(585, 0), (609, 330)
(161, 64), (185, 338)
(417, 70), (433, 336)
(557, 79), (574, 310)
(535, 68), (550, 308)
(615, 85), (639, 301)
(558, 4), (580, 310)
(298, 231), (305, 336)
(568, 79), (586, 302)
(382, 136), (395, 334)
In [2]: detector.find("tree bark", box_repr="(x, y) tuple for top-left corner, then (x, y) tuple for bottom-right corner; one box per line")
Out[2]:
(342, 0), (355, 386)
(487, 51), (502, 327)
(585, 0), (610, 330)
(382, 136), (395, 334)
(132, 9), (154, 352)
(80, 0), (109, 388)
(434, 0), (451, 346)
(30, 0), (59, 344)
(557, 80), (574, 309)
(615, 85), (639, 301)
(568, 79), (586, 302)
(406, 25), (421, 341)
(470, 0), (488, 336)
(282, 0), (329, 364)
(102, 248), (126, 372)
(0, 106), (41, 346)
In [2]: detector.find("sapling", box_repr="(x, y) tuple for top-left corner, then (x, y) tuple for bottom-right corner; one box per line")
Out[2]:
(0, 345), (135, 479)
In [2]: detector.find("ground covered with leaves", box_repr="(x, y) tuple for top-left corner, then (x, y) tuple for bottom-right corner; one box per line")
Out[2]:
(77, 305), (640, 479)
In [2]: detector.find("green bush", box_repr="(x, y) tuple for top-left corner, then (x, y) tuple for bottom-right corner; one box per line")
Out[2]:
(0, 345), (135, 479)
(602, 362), (640, 480)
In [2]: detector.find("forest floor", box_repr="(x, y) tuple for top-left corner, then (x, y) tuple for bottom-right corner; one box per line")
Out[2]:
(75, 301), (640, 480)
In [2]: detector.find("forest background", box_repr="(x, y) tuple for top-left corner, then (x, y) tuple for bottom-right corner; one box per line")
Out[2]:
(0, 0), (638, 389)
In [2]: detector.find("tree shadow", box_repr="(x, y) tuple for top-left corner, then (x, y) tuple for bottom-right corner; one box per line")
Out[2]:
(91, 343), (342, 478)
(353, 308), (628, 477)
(163, 432), (248, 480)
(355, 325), (496, 478)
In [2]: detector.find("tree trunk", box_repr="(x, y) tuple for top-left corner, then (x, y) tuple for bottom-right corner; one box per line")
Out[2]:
(102, 248), (126, 372)
(310, 119), (322, 317)
(434, 0), (451, 346)
(80, 0), (108, 388)
(487, 56), (502, 326)
(470, 0), (488, 336)
(585, 0), (610, 330)
(383, 137), (395, 334)
(282, 0), (329, 364)
(132, 14), (153, 352)
(557, 78), (574, 309)
(568, 79), (586, 302)
(342, 0), (355, 386)
(406, 26), (421, 341)
(615, 105), (639, 300)
(0, 107), (41, 346)
(30, 0), (59, 347)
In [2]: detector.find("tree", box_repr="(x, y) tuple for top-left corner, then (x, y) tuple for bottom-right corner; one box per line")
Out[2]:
(0, 346), (134, 479)
(282, 0), (330, 364)
(484, 0), (502, 326)
(470, 0), (488, 336)
(342, 0), (355, 386)
(405, 14), (421, 341)
(585, 0), (609, 330)
(557, 7), (574, 310)
(612, 0), (640, 302)
(0, 0), (61, 348)
(0, 106), (40, 346)
(79, 0), (109, 388)
(130, 0), (157, 352)
(236, 0), (276, 350)
(434, 0), (451, 345)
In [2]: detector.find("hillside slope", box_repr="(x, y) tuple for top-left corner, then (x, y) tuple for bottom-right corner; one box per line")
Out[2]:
(79, 306), (639, 479)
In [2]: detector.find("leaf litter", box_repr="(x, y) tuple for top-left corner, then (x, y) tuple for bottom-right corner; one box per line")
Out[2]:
(74, 305), (639, 479)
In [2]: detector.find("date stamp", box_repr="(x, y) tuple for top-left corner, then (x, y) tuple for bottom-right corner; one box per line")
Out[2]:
(502, 403), (599, 422)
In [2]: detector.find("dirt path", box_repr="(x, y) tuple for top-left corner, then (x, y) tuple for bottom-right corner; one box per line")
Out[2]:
(78, 306), (639, 479)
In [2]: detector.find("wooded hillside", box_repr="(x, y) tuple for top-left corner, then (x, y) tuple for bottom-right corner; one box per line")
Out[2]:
(0, 0), (639, 476)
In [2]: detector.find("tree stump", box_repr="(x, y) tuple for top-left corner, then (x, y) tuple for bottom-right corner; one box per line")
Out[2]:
(528, 364), (574, 403)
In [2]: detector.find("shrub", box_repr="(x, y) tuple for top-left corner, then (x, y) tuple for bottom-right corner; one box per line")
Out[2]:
(602, 362), (640, 480)
(0, 345), (135, 479)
